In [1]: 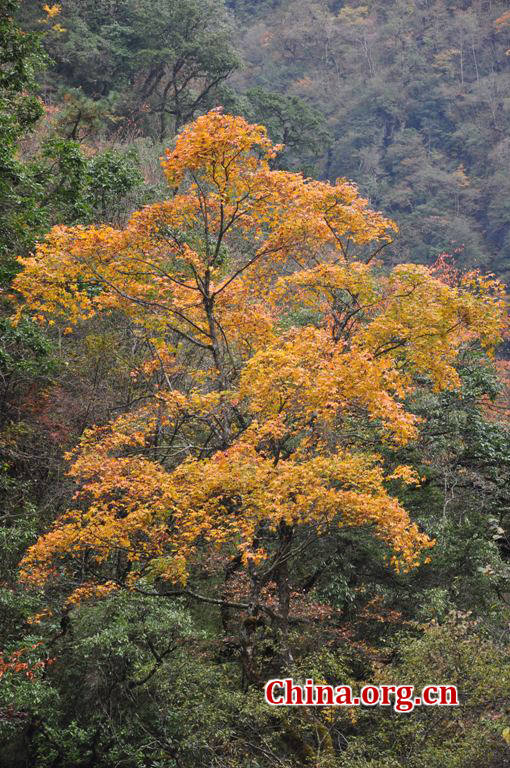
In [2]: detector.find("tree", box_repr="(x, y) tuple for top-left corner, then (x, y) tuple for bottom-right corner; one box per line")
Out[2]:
(0, 0), (45, 281)
(339, 617), (510, 768)
(236, 0), (510, 274)
(24, 0), (240, 140)
(243, 87), (330, 173)
(13, 110), (506, 684)
(31, 138), (143, 226)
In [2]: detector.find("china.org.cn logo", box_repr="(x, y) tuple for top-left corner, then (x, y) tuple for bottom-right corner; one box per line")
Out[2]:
(264, 679), (459, 713)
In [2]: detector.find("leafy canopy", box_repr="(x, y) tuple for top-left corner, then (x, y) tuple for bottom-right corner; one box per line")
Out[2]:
(12, 110), (506, 598)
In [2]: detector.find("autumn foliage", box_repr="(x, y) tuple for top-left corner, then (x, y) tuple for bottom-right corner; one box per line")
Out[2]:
(12, 110), (506, 615)
(0, 644), (49, 682)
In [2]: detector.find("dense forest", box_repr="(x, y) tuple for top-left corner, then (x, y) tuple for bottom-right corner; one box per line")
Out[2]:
(1, 1), (510, 766)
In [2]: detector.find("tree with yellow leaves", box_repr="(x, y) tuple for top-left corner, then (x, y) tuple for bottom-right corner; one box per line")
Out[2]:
(13, 109), (506, 681)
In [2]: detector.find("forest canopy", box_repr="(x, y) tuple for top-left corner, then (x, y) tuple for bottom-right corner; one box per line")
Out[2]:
(0, 2), (510, 767)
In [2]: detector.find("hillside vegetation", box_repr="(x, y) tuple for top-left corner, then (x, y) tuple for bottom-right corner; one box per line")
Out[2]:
(0, 2), (509, 767)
